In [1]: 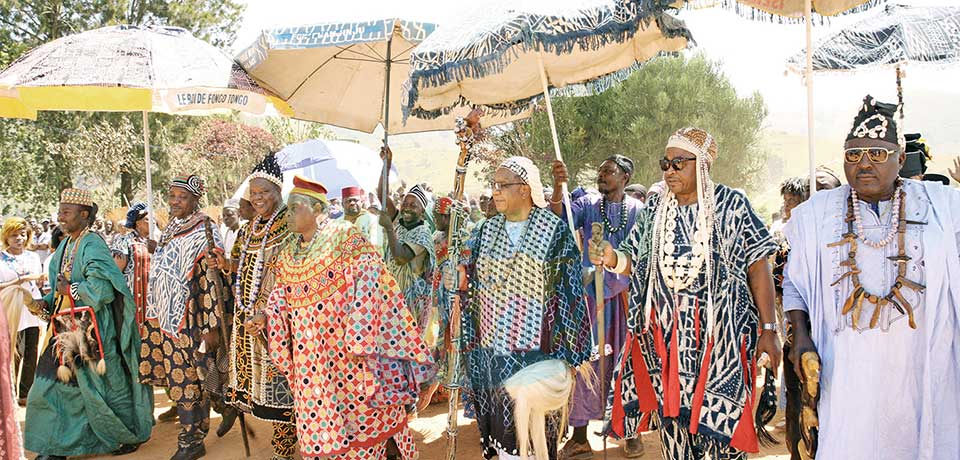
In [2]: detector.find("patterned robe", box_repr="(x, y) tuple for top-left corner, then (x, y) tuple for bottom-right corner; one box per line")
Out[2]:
(461, 208), (591, 459)
(226, 207), (296, 424)
(385, 220), (436, 380)
(264, 219), (435, 459)
(610, 185), (776, 455)
(110, 231), (151, 327)
(140, 214), (223, 425)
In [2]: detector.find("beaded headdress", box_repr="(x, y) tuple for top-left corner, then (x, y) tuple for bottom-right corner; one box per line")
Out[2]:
(60, 188), (93, 207)
(248, 152), (283, 189)
(170, 174), (205, 197)
(847, 95), (902, 148)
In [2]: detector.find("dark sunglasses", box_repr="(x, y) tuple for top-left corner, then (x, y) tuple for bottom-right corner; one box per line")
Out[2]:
(844, 147), (895, 164)
(659, 157), (696, 172)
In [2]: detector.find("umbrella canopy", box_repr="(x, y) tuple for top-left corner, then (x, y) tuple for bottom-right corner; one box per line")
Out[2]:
(403, 0), (692, 119)
(689, 0), (881, 20)
(786, 4), (960, 72)
(0, 24), (292, 119)
(274, 139), (401, 201)
(236, 18), (522, 134)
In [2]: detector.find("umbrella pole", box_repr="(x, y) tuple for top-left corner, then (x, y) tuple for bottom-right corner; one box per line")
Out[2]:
(142, 111), (156, 237)
(804, 0), (817, 195)
(381, 35), (393, 209)
(537, 56), (579, 246)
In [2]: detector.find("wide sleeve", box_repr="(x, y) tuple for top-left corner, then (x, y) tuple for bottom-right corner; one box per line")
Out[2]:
(545, 221), (592, 368)
(193, 256), (222, 337)
(74, 244), (117, 312)
(733, 191), (778, 267)
(264, 282), (293, 378)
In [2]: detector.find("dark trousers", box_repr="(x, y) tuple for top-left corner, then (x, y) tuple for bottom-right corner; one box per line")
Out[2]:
(783, 331), (803, 460)
(15, 326), (39, 399)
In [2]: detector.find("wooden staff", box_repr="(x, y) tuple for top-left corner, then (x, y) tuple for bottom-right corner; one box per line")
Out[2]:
(203, 217), (251, 457)
(590, 222), (608, 459)
(445, 108), (483, 460)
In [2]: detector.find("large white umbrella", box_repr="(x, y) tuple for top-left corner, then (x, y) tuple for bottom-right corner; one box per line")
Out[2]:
(275, 139), (401, 201)
(403, 0), (693, 237)
(0, 24), (292, 234)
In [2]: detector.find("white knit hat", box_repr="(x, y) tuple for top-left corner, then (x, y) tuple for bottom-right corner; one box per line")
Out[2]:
(499, 156), (548, 208)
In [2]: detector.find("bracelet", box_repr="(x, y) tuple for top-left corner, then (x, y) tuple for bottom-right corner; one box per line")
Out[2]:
(550, 198), (563, 205)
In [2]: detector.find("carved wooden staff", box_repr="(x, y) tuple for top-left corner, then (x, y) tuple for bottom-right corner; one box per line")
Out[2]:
(591, 222), (608, 459)
(203, 217), (251, 457)
(445, 108), (483, 460)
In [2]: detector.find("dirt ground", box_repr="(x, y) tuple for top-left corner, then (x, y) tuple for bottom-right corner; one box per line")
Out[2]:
(21, 388), (790, 460)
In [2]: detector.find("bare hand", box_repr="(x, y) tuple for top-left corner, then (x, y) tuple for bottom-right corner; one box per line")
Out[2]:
(789, 332), (817, 381)
(588, 239), (614, 267)
(950, 156), (960, 184)
(465, 108), (483, 132)
(22, 273), (46, 283)
(380, 145), (393, 164)
(378, 209), (393, 230)
(147, 239), (158, 253)
(56, 274), (70, 297)
(551, 160), (569, 187)
(205, 249), (227, 271)
(244, 312), (267, 336)
(202, 331), (219, 353)
(756, 330), (782, 376)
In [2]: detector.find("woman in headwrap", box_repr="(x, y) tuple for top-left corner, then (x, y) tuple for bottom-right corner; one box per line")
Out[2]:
(592, 128), (781, 460)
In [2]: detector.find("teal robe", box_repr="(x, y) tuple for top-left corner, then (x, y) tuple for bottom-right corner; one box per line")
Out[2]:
(25, 232), (154, 456)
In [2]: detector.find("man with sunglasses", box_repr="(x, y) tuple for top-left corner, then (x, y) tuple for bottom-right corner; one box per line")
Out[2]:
(449, 156), (591, 460)
(550, 156), (645, 459)
(782, 95), (960, 460)
(591, 127), (780, 460)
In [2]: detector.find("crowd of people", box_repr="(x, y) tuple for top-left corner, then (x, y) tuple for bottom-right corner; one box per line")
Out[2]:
(0, 93), (958, 460)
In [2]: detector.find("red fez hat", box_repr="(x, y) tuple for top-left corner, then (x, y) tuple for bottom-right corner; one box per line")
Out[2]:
(341, 186), (365, 199)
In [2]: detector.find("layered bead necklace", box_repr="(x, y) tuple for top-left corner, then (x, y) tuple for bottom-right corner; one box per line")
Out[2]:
(657, 193), (711, 292)
(599, 196), (628, 235)
(234, 206), (283, 314)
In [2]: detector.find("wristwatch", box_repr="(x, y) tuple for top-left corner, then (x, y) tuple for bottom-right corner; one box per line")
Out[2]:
(761, 322), (778, 332)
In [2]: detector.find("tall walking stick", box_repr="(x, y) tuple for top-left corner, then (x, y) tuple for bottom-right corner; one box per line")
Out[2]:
(591, 222), (608, 460)
(445, 108), (483, 460)
(203, 218), (251, 457)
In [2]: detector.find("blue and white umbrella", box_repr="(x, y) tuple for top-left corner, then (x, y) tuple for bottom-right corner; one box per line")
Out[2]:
(402, 0), (692, 238)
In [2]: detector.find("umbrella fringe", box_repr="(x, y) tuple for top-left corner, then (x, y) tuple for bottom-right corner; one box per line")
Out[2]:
(688, 0), (886, 24)
(402, 53), (680, 123)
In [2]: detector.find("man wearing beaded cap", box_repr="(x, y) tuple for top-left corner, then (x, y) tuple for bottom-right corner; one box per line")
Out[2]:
(378, 147), (438, 410)
(450, 156), (591, 460)
(213, 153), (298, 460)
(260, 175), (434, 459)
(783, 95), (960, 460)
(25, 188), (153, 460)
(140, 174), (226, 460)
(591, 128), (781, 460)
(550, 155), (645, 459)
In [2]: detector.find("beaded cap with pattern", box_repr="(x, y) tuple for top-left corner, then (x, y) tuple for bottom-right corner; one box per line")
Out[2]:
(846, 94), (901, 147)
(666, 127), (719, 164)
(60, 188), (93, 207)
(170, 174), (205, 197)
(248, 152), (283, 188)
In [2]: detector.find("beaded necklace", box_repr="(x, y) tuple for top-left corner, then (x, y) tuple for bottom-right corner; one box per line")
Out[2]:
(234, 206), (283, 314)
(657, 193), (710, 292)
(850, 182), (903, 249)
(599, 196), (628, 235)
(830, 185), (922, 330)
(157, 211), (199, 249)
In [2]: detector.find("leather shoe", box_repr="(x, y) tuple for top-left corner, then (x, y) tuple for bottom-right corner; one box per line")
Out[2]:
(170, 444), (205, 460)
(623, 437), (645, 458)
(112, 443), (141, 456)
(216, 407), (238, 437)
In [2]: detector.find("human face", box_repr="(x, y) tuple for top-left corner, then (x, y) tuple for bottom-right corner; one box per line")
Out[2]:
(135, 218), (149, 238)
(168, 187), (199, 219)
(843, 138), (903, 202)
(344, 196), (364, 216)
(222, 207), (240, 228)
(249, 178), (282, 218)
(105, 220), (114, 233)
(781, 193), (803, 221)
(662, 147), (698, 198)
(58, 204), (89, 234)
(239, 199), (255, 221)
(597, 160), (629, 195)
(399, 195), (424, 226)
(491, 168), (531, 214)
(6, 228), (28, 253)
(286, 195), (321, 235)
(434, 212), (450, 232)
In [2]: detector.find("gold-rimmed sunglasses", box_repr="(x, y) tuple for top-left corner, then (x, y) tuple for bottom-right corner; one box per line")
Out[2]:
(844, 147), (896, 164)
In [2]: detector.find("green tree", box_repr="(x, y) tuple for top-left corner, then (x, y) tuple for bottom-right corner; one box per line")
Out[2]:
(489, 54), (768, 193)
(0, 0), (245, 216)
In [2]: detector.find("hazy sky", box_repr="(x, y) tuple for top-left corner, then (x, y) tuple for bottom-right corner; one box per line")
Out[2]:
(234, 0), (960, 139)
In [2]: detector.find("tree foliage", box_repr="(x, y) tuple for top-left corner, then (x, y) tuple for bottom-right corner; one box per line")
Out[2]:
(488, 54), (769, 192)
(0, 0), (245, 217)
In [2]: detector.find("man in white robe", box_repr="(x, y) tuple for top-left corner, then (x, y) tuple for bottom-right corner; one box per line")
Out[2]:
(783, 95), (960, 460)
